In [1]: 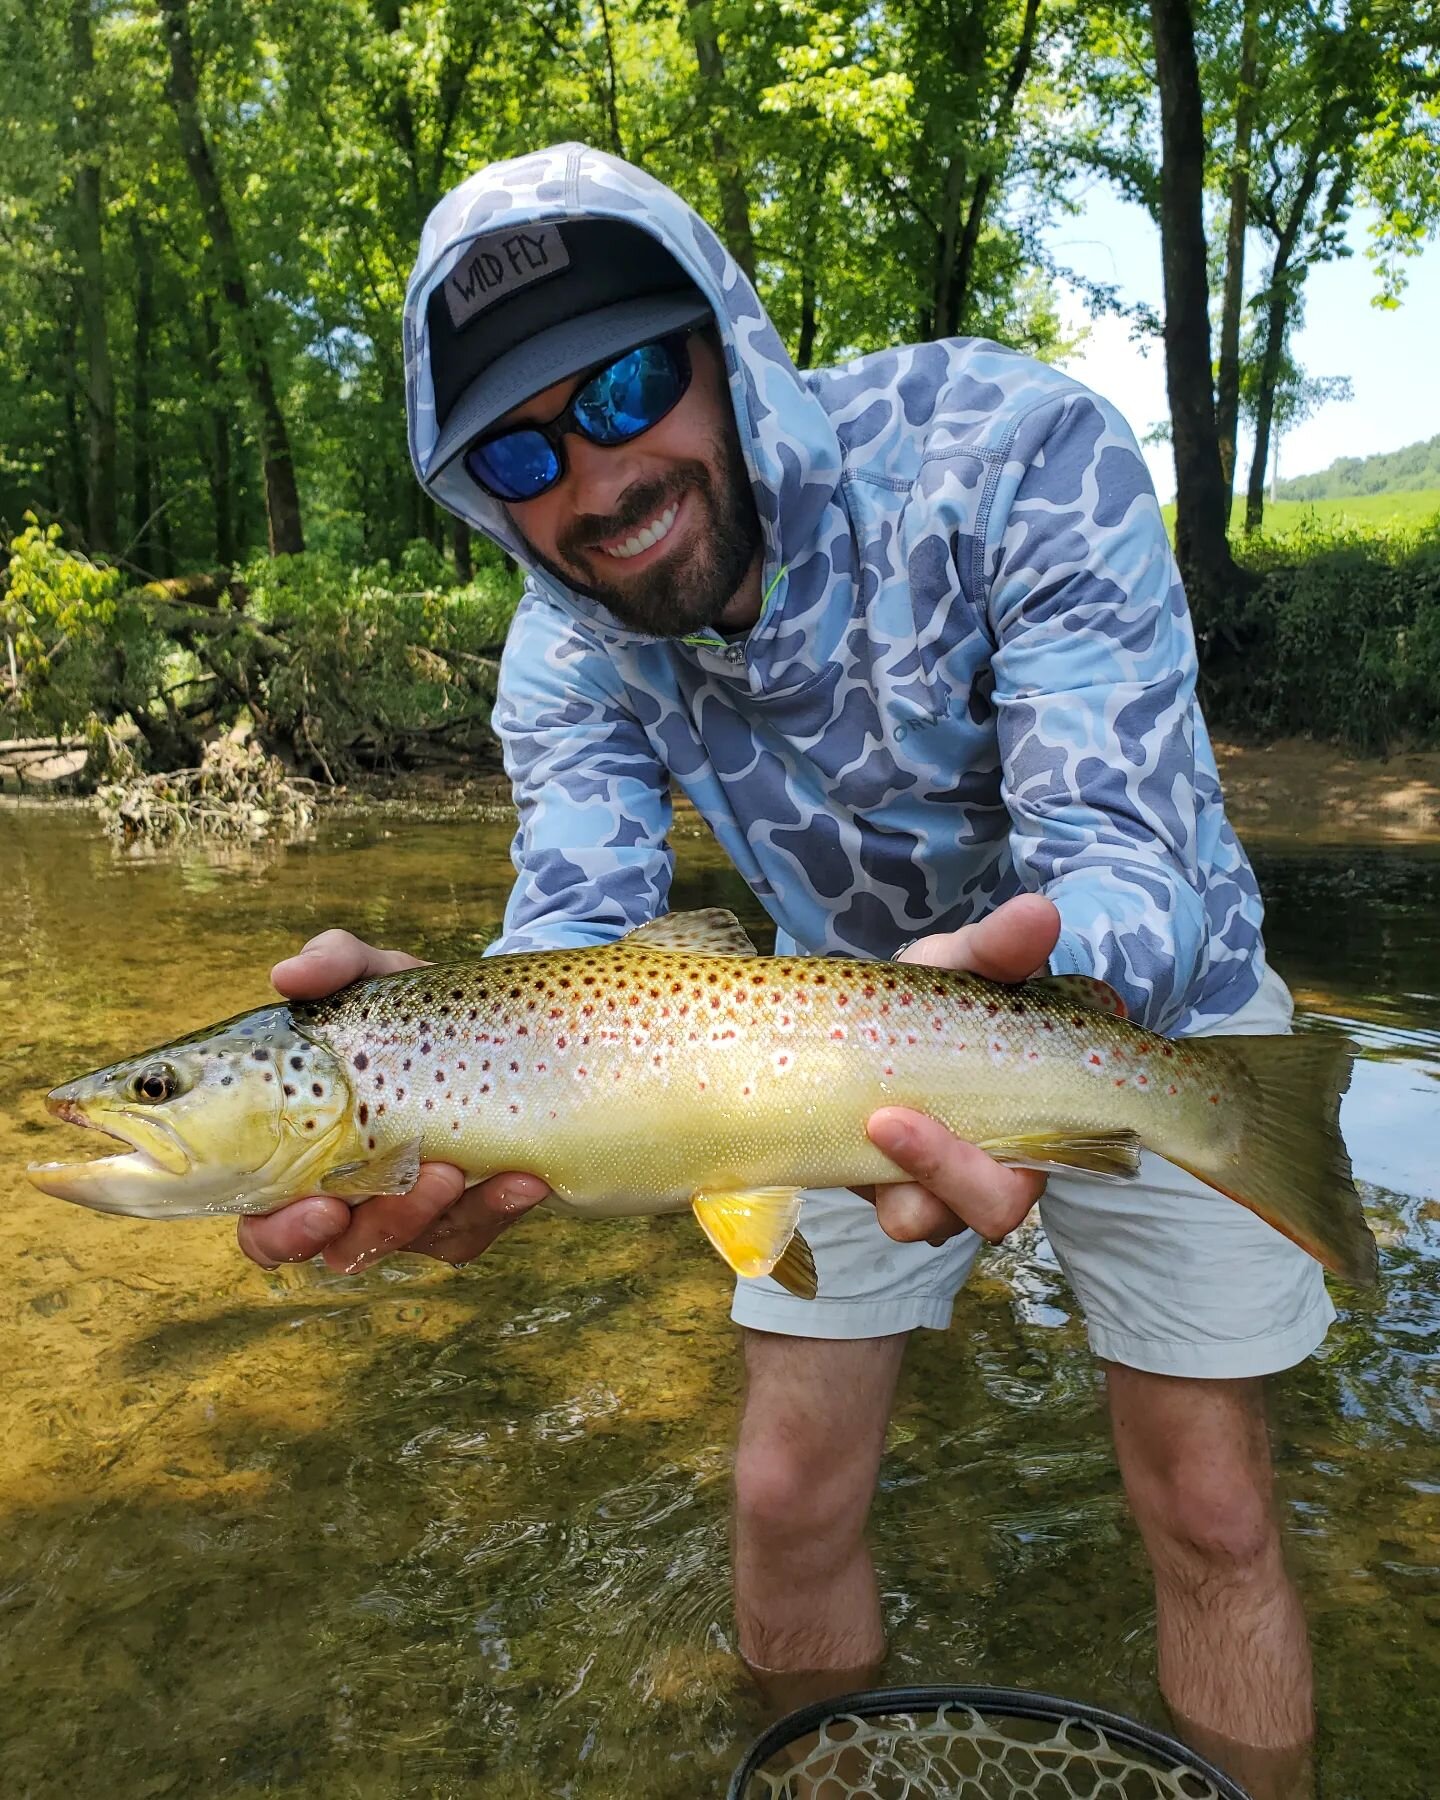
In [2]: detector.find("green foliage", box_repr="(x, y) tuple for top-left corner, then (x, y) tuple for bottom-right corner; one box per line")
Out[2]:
(0, 518), (170, 738)
(241, 546), (519, 774)
(1198, 517), (1440, 751)
(1276, 436), (1440, 502)
(1, 523), (522, 779)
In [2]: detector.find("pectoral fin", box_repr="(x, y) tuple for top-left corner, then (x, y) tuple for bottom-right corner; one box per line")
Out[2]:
(692, 1186), (818, 1298)
(320, 1137), (423, 1199)
(974, 1128), (1143, 1180)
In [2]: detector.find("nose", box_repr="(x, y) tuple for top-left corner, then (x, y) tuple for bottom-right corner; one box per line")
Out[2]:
(47, 1085), (89, 1124)
(561, 432), (646, 519)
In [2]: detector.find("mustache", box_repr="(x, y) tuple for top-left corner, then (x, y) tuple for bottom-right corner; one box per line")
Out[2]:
(559, 461), (709, 562)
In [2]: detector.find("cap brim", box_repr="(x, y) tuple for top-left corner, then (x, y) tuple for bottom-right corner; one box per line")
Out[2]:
(427, 290), (713, 479)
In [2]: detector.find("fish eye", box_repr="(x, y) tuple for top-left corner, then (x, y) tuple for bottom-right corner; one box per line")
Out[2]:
(129, 1063), (177, 1105)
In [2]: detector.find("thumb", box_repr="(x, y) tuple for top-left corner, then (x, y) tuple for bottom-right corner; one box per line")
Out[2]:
(901, 893), (1061, 984)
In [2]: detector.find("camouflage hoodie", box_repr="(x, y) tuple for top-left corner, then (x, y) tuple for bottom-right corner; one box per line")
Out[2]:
(404, 143), (1265, 1033)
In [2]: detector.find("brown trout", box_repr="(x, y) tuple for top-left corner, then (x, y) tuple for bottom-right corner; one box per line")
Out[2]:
(27, 909), (1378, 1293)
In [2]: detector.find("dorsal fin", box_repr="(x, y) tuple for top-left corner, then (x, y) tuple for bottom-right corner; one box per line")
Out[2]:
(1028, 973), (1128, 1020)
(618, 910), (758, 956)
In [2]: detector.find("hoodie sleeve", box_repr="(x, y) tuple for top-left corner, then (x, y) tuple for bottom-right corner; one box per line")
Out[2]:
(486, 586), (673, 954)
(982, 392), (1205, 1031)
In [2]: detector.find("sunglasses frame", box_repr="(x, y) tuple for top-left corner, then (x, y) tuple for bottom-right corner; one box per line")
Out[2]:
(463, 330), (696, 503)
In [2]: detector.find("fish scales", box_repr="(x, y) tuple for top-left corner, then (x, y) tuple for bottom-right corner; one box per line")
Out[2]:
(26, 909), (1379, 1289)
(306, 950), (1243, 1216)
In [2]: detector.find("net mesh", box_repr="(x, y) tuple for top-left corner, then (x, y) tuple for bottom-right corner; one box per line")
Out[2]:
(734, 1701), (1234, 1800)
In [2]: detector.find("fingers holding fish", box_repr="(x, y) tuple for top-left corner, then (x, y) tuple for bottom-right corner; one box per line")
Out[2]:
(238, 1194), (351, 1269)
(895, 892), (1061, 986)
(866, 1108), (1047, 1245)
(320, 1161), (471, 1272)
(406, 1171), (551, 1265)
(270, 929), (429, 1001)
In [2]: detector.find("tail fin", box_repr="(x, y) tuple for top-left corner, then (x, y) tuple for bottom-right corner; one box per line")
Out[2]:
(1173, 1034), (1378, 1286)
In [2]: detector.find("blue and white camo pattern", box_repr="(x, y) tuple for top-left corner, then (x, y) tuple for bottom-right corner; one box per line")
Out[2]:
(404, 142), (1266, 1034)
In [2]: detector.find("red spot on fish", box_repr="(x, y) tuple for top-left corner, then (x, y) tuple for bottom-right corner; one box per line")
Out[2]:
(836, 993), (849, 1007)
(577, 1067), (587, 1078)
(510, 1103), (519, 1113)
(1167, 1084), (1177, 1095)
(508, 1061), (519, 1073)
(557, 1036), (568, 1050)
(1114, 1077), (1125, 1087)
(1209, 1093), (1220, 1105)
(986, 1001), (999, 1018)
(549, 1008), (563, 1020)
(537, 1063), (546, 1073)
(1089, 1052), (1103, 1066)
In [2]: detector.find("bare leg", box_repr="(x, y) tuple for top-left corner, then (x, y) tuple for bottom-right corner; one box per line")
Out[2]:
(733, 1329), (908, 1713)
(1107, 1365), (1315, 1800)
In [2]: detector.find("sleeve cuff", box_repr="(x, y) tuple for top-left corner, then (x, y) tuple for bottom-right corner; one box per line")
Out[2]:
(1048, 926), (1092, 977)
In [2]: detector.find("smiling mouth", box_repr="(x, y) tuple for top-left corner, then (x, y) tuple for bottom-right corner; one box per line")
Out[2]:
(598, 497), (683, 561)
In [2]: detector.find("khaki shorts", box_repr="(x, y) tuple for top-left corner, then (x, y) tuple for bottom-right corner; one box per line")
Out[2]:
(729, 967), (1336, 1378)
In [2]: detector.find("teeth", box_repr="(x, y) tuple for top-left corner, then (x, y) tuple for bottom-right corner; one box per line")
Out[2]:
(603, 502), (678, 559)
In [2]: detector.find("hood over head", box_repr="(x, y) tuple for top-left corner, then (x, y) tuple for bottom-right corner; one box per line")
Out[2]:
(404, 142), (843, 635)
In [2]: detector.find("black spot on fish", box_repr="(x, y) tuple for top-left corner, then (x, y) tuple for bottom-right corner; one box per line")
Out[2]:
(311, 1083), (323, 1097)
(251, 1048), (267, 1062)
(221, 1075), (233, 1087)
(358, 1103), (369, 1125)
(367, 1136), (376, 1150)
(451, 989), (463, 1002)
(420, 1042), (432, 1056)
(354, 1051), (369, 1071)
(435, 1069), (446, 1083)
(289, 1055), (304, 1071)
(262, 1072), (273, 1083)
(304, 1119), (315, 1130)
(403, 1057), (412, 1071)
(283, 1084), (296, 1097)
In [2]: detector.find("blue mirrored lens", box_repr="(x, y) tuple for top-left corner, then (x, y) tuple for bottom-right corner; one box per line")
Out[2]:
(574, 342), (684, 445)
(466, 430), (560, 501)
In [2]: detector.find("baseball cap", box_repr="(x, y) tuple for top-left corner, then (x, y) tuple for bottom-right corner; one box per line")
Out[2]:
(424, 217), (713, 477)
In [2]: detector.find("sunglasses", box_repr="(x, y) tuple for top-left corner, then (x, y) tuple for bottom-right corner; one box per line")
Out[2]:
(463, 333), (695, 503)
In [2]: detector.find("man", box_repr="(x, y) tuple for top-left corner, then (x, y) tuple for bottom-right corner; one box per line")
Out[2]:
(242, 144), (1329, 1793)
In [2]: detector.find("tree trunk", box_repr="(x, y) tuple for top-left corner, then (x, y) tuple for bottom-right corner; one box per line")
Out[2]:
(60, 315), (87, 535)
(130, 213), (156, 570)
(69, 0), (118, 553)
(1244, 140), (1329, 535)
(1149, 0), (1243, 609)
(685, 0), (757, 280)
(1243, 270), (1291, 535)
(157, 0), (305, 556)
(1216, 0), (1261, 508)
(199, 296), (236, 568)
(945, 0), (1043, 336)
(451, 517), (473, 581)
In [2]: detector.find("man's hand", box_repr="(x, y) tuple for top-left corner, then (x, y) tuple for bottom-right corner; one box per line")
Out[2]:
(237, 929), (548, 1273)
(864, 893), (1061, 1248)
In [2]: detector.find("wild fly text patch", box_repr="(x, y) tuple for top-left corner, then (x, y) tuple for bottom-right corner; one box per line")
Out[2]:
(444, 227), (570, 329)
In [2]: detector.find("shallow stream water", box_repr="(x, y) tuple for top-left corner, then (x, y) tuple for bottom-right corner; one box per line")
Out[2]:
(0, 802), (1435, 1798)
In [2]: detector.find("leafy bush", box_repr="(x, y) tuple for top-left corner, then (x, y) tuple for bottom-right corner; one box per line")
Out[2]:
(0, 519), (174, 740)
(2, 522), (524, 781)
(1199, 518), (1440, 751)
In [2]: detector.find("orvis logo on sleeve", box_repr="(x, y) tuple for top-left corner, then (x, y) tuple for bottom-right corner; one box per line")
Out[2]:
(444, 227), (571, 329)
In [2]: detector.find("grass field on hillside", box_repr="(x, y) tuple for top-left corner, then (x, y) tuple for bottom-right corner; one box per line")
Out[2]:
(1161, 488), (1440, 540)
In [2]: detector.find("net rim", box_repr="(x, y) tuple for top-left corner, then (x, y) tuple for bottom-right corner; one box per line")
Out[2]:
(725, 1683), (1251, 1800)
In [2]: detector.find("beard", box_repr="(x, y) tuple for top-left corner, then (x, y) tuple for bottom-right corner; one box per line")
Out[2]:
(515, 422), (763, 639)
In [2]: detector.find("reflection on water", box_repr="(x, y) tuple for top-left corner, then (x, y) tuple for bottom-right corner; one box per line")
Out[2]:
(0, 805), (1436, 1798)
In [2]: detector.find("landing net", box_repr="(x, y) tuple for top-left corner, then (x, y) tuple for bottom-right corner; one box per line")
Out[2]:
(727, 1686), (1249, 1800)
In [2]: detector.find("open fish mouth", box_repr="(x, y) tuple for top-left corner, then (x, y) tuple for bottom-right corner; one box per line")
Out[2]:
(26, 1100), (193, 1206)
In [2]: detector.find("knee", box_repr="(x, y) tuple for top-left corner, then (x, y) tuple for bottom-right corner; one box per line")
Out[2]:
(734, 1431), (872, 1565)
(1135, 1464), (1281, 1591)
